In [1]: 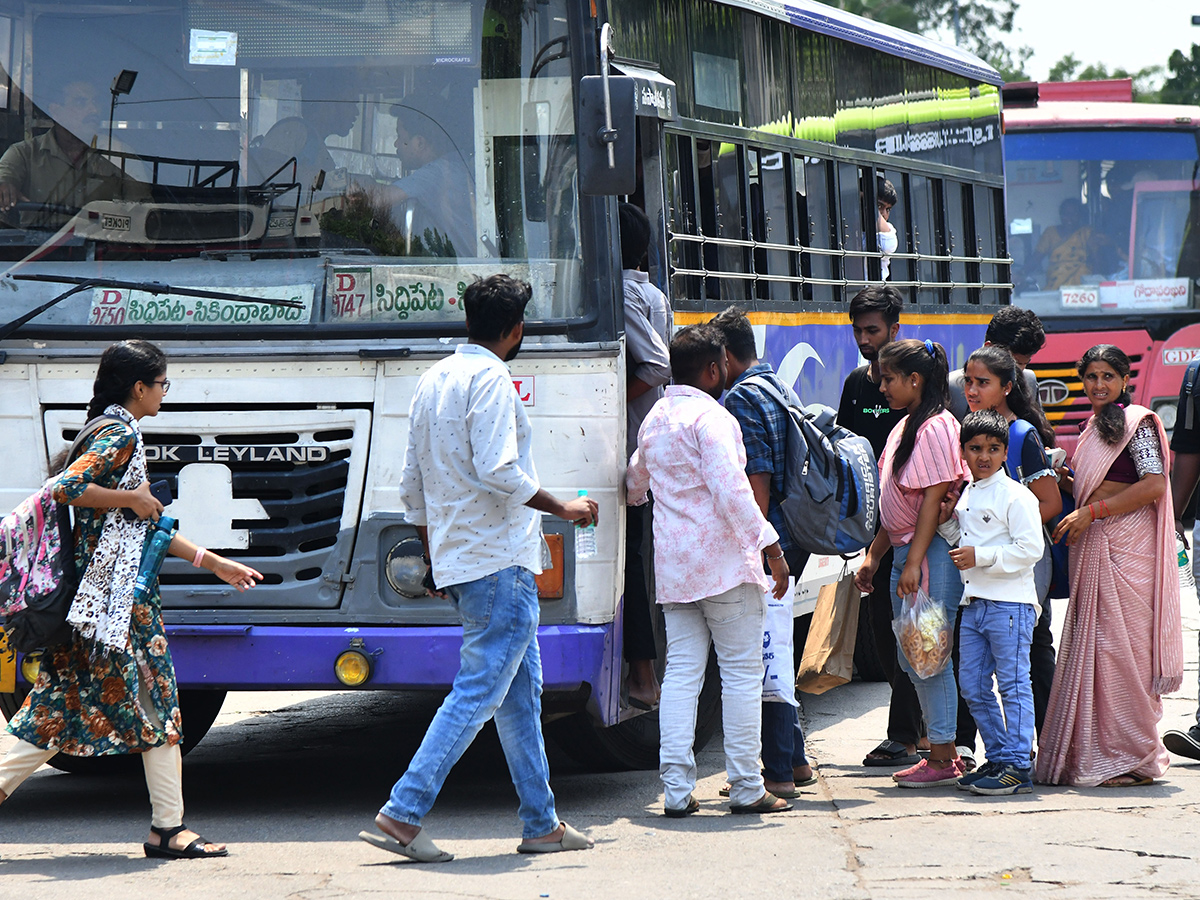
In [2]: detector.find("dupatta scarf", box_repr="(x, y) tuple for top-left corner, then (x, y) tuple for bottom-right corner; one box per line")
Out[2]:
(1036, 405), (1183, 786)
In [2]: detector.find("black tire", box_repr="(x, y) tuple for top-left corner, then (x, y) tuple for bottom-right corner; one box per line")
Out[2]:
(548, 649), (721, 771)
(853, 595), (889, 682)
(0, 685), (30, 721)
(45, 689), (227, 775)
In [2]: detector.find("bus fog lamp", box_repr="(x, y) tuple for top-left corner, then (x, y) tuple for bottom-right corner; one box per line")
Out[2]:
(335, 644), (373, 687)
(20, 652), (42, 684)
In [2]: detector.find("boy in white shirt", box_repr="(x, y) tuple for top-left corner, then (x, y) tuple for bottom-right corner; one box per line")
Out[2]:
(939, 410), (1044, 795)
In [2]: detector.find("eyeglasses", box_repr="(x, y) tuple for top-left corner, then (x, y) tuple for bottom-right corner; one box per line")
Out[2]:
(152, 379), (170, 394)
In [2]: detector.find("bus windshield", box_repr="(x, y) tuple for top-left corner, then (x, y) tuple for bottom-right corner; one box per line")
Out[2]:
(1006, 128), (1200, 318)
(0, 0), (583, 332)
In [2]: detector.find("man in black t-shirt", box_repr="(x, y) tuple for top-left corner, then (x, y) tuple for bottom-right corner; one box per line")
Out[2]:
(836, 286), (923, 768)
(1163, 370), (1200, 760)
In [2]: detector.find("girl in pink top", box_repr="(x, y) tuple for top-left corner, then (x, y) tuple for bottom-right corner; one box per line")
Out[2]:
(856, 338), (968, 788)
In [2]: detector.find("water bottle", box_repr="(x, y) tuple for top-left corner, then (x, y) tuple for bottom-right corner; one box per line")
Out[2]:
(134, 515), (178, 602)
(574, 489), (596, 560)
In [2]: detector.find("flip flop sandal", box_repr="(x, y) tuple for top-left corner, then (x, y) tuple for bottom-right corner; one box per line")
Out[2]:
(516, 822), (594, 853)
(663, 794), (700, 818)
(143, 824), (229, 859)
(1098, 774), (1154, 787)
(358, 829), (454, 863)
(729, 793), (794, 815)
(863, 740), (920, 768)
(794, 774), (818, 788)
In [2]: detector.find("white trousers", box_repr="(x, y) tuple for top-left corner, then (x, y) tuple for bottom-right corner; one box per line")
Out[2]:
(0, 681), (185, 828)
(659, 582), (766, 809)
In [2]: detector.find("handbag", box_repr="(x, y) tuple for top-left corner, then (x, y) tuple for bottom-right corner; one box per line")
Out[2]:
(795, 565), (860, 695)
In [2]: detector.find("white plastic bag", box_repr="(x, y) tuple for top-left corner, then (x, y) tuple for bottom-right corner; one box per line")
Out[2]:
(892, 586), (953, 680)
(762, 595), (798, 706)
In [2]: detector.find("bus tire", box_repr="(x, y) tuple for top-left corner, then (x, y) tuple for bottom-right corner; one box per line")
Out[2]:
(43, 689), (227, 775)
(548, 649), (721, 772)
(0, 685), (30, 721)
(853, 599), (889, 682)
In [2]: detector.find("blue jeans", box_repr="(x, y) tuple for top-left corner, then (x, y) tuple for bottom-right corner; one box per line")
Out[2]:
(762, 702), (808, 782)
(381, 566), (559, 839)
(958, 599), (1036, 768)
(890, 535), (960, 745)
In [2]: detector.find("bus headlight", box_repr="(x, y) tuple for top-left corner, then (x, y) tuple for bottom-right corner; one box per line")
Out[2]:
(20, 652), (42, 684)
(1155, 401), (1178, 431)
(335, 640), (373, 687)
(385, 537), (427, 598)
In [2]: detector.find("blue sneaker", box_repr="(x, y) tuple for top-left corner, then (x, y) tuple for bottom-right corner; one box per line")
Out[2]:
(956, 760), (1003, 791)
(969, 765), (1033, 796)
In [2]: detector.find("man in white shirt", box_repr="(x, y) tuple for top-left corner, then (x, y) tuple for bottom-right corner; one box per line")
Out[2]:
(360, 275), (597, 862)
(627, 324), (791, 817)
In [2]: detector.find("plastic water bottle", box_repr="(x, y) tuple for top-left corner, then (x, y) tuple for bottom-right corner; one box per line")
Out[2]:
(134, 516), (178, 602)
(574, 489), (596, 559)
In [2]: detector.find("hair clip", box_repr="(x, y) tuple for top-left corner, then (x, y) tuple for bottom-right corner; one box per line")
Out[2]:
(923, 338), (935, 357)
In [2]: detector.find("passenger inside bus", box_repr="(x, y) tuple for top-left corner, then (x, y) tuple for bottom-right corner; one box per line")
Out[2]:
(1030, 198), (1117, 290)
(0, 78), (148, 225)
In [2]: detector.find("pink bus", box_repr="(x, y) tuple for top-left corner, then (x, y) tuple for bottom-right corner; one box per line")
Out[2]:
(1003, 79), (1200, 455)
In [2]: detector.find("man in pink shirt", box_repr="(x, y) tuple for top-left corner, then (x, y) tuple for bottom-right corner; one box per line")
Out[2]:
(627, 325), (791, 817)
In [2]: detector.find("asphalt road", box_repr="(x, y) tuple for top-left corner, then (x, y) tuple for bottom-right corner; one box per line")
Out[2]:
(3, 585), (1200, 898)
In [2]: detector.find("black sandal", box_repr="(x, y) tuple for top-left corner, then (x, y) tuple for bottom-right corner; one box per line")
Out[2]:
(143, 824), (229, 859)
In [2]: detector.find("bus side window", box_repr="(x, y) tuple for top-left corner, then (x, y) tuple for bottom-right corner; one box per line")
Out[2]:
(972, 184), (1002, 306)
(666, 133), (702, 303)
(696, 137), (748, 302)
(749, 147), (794, 302)
(803, 157), (836, 303)
(946, 180), (973, 302)
(910, 173), (946, 304)
(880, 169), (910, 292)
(838, 161), (866, 288)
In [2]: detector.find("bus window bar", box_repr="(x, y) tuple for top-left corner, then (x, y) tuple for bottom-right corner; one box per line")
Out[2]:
(669, 266), (1012, 293)
(668, 231), (1010, 267)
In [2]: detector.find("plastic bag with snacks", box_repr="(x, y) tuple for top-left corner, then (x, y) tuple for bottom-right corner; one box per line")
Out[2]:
(891, 587), (953, 680)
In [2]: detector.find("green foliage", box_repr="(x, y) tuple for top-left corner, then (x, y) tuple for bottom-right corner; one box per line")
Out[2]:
(1046, 54), (1164, 102)
(1161, 45), (1200, 106)
(319, 189), (456, 258)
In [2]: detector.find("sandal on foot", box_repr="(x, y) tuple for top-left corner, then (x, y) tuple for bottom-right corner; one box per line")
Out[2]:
(143, 824), (229, 859)
(1099, 773), (1154, 787)
(517, 822), (594, 853)
(863, 740), (920, 768)
(794, 774), (818, 788)
(730, 792), (793, 814)
(358, 829), (454, 863)
(664, 794), (700, 818)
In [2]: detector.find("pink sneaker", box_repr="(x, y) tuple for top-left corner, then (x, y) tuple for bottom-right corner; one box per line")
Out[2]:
(894, 758), (963, 788)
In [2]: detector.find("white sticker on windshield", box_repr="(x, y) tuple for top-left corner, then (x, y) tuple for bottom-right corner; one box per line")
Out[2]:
(189, 29), (237, 67)
(88, 284), (313, 327)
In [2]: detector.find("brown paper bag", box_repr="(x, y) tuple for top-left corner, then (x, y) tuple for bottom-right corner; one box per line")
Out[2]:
(795, 567), (861, 695)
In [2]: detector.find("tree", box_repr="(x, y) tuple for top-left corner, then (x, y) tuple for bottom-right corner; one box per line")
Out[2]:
(1161, 45), (1200, 105)
(816, 0), (1031, 80)
(1046, 53), (1164, 102)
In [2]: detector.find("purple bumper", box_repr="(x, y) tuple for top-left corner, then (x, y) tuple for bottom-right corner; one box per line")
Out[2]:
(164, 623), (619, 720)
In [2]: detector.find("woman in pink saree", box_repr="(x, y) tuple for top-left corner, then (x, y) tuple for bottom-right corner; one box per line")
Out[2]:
(1037, 344), (1184, 786)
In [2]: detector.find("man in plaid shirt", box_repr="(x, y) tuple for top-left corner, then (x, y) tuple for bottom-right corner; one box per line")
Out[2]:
(710, 306), (816, 800)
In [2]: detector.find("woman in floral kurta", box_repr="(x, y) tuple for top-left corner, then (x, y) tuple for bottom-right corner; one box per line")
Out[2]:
(0, 340), (262, 859)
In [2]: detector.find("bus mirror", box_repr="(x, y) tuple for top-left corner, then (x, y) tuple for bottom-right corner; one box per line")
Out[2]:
(577, 75), (636, 196)
(523, 101), (550, 222)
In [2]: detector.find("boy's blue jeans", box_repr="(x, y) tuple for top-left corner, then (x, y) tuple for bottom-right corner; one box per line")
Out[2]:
(889, 535), (960, 745)
(957, 599), (1036, 768)
(381, 566), (560, 839)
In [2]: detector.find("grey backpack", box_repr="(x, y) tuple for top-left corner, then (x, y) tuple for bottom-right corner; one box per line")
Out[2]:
(742, 376), (879, 556)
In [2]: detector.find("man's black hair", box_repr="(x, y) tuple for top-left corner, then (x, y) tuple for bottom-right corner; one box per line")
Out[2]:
(960, 409), (1010, 448)
(985, 306), (1045, 357)
(463, 274), (531, 342)
(670, 324), (725, 386)
(619, 202), (651, 270)
(849, 284), (903, 327)
(708, 305), (756, 364)
(877, 178), (898, 207)
(390, 92), (451, 155)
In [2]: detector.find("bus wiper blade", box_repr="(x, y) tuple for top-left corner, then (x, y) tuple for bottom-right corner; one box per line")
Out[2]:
(0, 274), (305, 343)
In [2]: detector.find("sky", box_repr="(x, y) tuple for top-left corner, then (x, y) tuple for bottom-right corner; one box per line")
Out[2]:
(1008, 0), (1197, 82)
